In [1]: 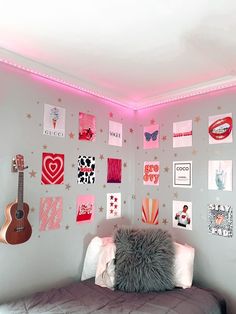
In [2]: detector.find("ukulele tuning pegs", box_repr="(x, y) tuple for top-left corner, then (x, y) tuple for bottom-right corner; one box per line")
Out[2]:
(11, 158), (18, 173)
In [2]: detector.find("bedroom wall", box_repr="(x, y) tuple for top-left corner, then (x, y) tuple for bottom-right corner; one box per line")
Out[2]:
(133, 93), (236, 314)
(0, 62), (135, 302)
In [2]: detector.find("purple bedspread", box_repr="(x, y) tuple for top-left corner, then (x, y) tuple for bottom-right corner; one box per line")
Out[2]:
(0, 278), (226, 314)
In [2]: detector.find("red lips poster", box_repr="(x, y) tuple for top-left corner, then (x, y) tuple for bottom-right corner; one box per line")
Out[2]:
(41, 152), (64, 184)
(209, 113), (233, 144)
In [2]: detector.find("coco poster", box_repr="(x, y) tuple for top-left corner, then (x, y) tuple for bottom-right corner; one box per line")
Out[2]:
(208, 204), (233, 238)
(108, 121), (122, 147)
(43, 104), (65, 137)
(142, 197), (159, 225)
(78, 156), (96, 184)
(76, 195), (95, 223)
(39, 196), (63, 231)
(78, 112), (96, 141)
(143, 124), (159, 149)
(208, 113), (233, 144)
(208, 160), (232, 191)
(107, 158), (122, 183)
(143, 161), (160, 185)
(173, 161), (192, 188)
(173, 200), (192, 231)
(106, 193), (121, 219)
(173, 120), (192, 148)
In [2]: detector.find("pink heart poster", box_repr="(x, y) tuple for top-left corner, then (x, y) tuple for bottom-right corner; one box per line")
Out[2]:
(39, 197), (63, 231)
(41, 152), (64, 185)
(76, 195), (95, 223)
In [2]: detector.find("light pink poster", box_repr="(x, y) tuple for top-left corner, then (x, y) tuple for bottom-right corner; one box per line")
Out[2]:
(173, 120), (192, 148)
(43, 104), (65, 137)
(76, 195), (95, 223)
(208, 160), (232, 191)
(106, 193), (121, 219)
(79, 112), (96, 141)
(39, 197), (63, 231)
(143, 161), (160, 185)
(209, 113), (233, 144)
(108, 121), (122, 147)
(143, 124), (159, 149)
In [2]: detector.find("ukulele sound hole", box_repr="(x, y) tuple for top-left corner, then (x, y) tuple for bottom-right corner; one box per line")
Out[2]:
(16, 210), (24, 219)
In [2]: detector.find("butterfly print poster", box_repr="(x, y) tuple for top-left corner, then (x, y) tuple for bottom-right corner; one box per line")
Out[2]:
(39, 197), (63, 231)
(78, 156), (96, 184)
(173, 120), (192, 148)
(76, 195), (95, 223)
(43, 104), (65, 137)
(107, 158), (122, 183)
(173, 200), (192, 231)
(108, 121), (122, 147)
(209, 113), (233, 144)
(208, 160), (232, 191)
(106, 193), (121, 219)
(78, 112), (96, 141)
(41, 152), (64, 185)
(143, 161), (160, 185)
(143, 124), (159, 149)
(142, 197), (159, 225)
(208, 204), (233, 238)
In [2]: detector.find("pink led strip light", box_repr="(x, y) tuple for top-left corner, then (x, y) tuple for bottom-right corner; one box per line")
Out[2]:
(1, 58), (236, 110)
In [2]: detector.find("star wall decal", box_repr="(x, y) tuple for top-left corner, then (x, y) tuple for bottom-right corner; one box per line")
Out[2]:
(30, 207), (35, 212)
(71, 163), (75, 168)
(123, 200), (126, 204)
(29, 170), (37, 178)
(174, 192), (178, 199)
(174, 153), (178, 157)
(113, 224), (118, 229)
(192, 149), (197, 155)
(71, 113), (74, 117)
(39, 123), (42, 127)
(162, 203), (166, 208)
(69, 132), (75, 139)
(194, 116), (201, 123)
(162, 218), (168, 225)
(103, 184), (106, 188)
(132, 194), (136, 199)
(31, 151), (34, 154)
(162, 135), (167, 141)
(100, 128), (103, 133)
(164, 166), (169, 172)
(65, 183), (71, 190)
(43, 145), (48, 149)
(150, 119), (155, 125)
(129, 128), (134, 133)
(58, 98), (62, 102)
(146, 192), (150, 196)
(26, 113), (32, 119)
(154, 156), (158, 160)
(65, 225), (70, 230)
(99, 154), (104, 160)
(217, 106), (222, 110)
(99, 206), (104, 212)
(123, 162), (127, 167)
(136, 146), (140, 150)
(109, 112), (113, 118)
(124, 139), (127, 143)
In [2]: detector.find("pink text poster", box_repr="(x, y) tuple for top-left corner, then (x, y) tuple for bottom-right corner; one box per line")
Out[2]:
(143, 161), (160, 185)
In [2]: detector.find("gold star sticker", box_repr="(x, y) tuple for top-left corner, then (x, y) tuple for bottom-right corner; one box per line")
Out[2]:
(124, 201), (126, 204)
(123, 162), (127, 168)
(129, 128), (134, 133)
(99, 206), (104, 212)
(71, 163), (75, 168)
(136, 146), (140, 150)
(29, 170), (37, 178)
(43, 145), (48, 149)
(217, 106), (222, 110)
(100, 129), (103, 133)
(154, 156), (158, 160)
(162, 218), (168, 225)
(58, 98), (62, 102)
(164, 166), (169, 172)
(194, 116), (201, 123)
(174, 192), (178, 198)
(150, 119), (155, 125)
(65, 225), (69, 230)
(109, 112), (113, 118)
(124, 139), (127, 143)
(99, 154), (104, 160)
(69, 132), (75, 139)
(103, 184), (106, 188)
(192, 149), (197, 155)
(174, 153), (178, 157)
(65, 184), (71, 190)
(162, 204), (166, 208)
(146, 192), (150, 197)
(26, 113), (32, 119)
(31, 207), (35, 212)
(162, 135), (167, 141)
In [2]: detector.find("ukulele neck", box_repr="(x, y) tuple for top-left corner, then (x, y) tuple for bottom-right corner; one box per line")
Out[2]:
(17, 171), (24, 208)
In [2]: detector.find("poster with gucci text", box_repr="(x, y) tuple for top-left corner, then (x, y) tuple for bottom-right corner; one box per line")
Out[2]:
(108, 121), (122, 146)
(76, 195), (95, 223)
(173, 200), (192, 231)
(142, 197), (159, 225)
(41, 152), (64, 184)
(106, 193), (121, 219)
(173, 161), (192, 188)
(173, 120), (192, 148)
(78, 112), (96, 141)
(208, 204), (233, 238)
(39, 197), (63, 231)
(43, 104), (65, 137)
(78, 156), (96, 184)
(208, 113), (233, 144)
(143, 124), (159, 149)
(143, 161), (160, 185)
(208, 160), (232, 191)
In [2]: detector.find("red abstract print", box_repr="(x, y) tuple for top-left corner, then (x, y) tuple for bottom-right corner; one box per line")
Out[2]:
(107, 158), (122, 183)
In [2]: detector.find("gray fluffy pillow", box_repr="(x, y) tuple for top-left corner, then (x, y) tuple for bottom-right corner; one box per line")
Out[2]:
(114, 227), (175, 292)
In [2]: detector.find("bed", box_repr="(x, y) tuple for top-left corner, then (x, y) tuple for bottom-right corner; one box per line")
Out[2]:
(0, 278), (226, 314)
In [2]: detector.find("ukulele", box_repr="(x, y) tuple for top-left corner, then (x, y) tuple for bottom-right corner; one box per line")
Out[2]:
(0, 155), (32, 244)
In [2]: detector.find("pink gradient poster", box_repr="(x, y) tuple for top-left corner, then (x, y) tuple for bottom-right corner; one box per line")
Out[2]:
(78, 112), (96, 141)
(76, 195), (95, 223)
(142, 197), (159, 225)
(39, 197), (63, 231)
(107, 158), (122, 183)
(143, 124), (159, 149)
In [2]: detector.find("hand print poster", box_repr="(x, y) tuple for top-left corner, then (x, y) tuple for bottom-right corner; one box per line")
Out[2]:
(208, 160), (232, 191)
(208, 113), (233, 144)
(143, 124), (159, 149)
(78, 112), (96, 141)
(208, 204), (233, 238)
(43, 104), (65, 137)
(173, 120), (192, 148)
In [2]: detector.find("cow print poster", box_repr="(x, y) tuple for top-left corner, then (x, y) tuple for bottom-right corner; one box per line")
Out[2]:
(78, 155), (96, 184)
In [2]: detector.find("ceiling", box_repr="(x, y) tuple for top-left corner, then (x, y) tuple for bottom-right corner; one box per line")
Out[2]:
(0, 0), (236, 110)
